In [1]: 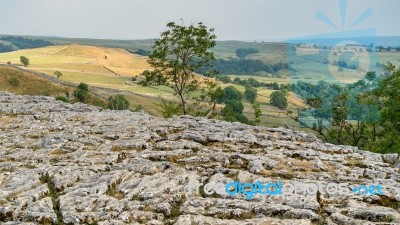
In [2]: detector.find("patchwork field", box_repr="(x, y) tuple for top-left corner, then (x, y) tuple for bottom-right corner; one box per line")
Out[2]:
(1, 41), (399, 130)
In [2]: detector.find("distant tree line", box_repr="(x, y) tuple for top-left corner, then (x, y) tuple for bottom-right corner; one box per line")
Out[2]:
(0, 43), (14, 53)
(197, 58), (289, 75)
(236, 47), (260, 59)
(0, 36), (53, 53)
(376, 45), (400, 52)
(133, 49), (150, 56)
(216, 75), (291, 91)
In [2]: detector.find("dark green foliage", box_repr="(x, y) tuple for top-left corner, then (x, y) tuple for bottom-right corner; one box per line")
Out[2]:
(270, 91), (288, 109)
(289, 65), (400, 153)
(223, 86), (242, 102)
(8, 77), (20, 87)
(0, 36), (53, 49)
(221, 100), (248, 124)
(371, 63), (400, 153)
(74, 83), (89, 102)
(244, 85), (257, 103)
(233, 77), (242, 84)
(197, 59), (289, 75)
(20, 56), (29, 66)
(55, 96), (69, 103)
(272, 82), (280, 90)
(77, 83), (89, 91)
(365, 71), (377, 82)
(158, 98), (182, 118)
(224, 100), (244, 114)
(216, 75), (232, 83)
(0, 43), (14, 53)
(227, 77), (291, 91)
(74, 89), (88, 102)
(108, 94), (130, 110)
(138, 70), (166, 86)
(236, 48), (260, 59)
(134, 49), (150, 56)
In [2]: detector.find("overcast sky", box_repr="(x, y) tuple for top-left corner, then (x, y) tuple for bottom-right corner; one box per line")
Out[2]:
(0, 0), (398, 41)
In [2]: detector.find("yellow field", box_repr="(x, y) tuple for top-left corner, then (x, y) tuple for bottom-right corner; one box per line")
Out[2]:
(0, 44), (152, 77)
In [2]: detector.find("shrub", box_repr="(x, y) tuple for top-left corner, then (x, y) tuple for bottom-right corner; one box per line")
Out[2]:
(74, 89), (88, 102)
(55, 96), (69, 103)
(77, 83), (89, 91)
(159, 98), (181, 118)
(108, 94), (130, 110)
(8, 77), (20, 87)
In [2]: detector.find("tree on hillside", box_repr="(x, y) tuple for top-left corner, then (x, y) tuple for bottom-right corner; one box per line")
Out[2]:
(20, 56), (29, 66)
(244, 85), (257, 103)
(371, 63), (400, 153)
(223, 86), (242, 102)
(144, 22), (217, 115)
(270, 91), (288, 109)
(54, 71), (63, 78)
(236, 48), (260, 59)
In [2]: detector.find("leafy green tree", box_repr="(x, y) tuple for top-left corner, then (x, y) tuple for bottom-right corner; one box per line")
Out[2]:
(233, 77), (242, 84)
(54, 71), (63, 78)
(146, 22), (217, 114)
(270, 91), (288, 109)
(272, 82), (280, 90)
(20, 56), (29, 66)
(222, 100), (248, 124)
(223, 86), (242, 102)
(247, 78), (261, 87)
(371, 63), (400, 153)
(108, 94), (130, 110)
(244, 85), (257, 103)
(138, 70), (166, 86)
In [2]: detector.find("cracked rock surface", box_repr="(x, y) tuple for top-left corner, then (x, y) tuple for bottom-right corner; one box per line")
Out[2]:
(0, 91), (399, 225)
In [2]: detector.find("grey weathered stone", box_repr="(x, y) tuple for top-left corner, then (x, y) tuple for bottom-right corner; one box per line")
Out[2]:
(0, 91), (399, 224)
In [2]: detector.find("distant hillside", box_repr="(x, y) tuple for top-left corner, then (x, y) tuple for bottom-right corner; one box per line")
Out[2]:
(0, 36), (53, 53)
(0, 65), (71, 96)
(0, 44), (152, 78)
